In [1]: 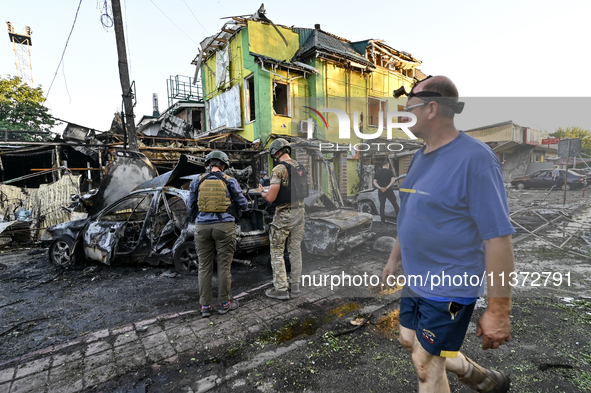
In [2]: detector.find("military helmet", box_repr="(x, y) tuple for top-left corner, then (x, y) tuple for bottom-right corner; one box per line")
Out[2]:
(269, 138), (291, 156)
(205, 150), (230, 168)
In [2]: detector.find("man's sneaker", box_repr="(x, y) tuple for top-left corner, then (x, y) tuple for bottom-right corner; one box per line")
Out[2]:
(218, 299), (239, 314)
(265, 288), (290, 300)
(201, 305), (212, 318)
(290, 283), (300, 297)
(458, 356), (510, 393)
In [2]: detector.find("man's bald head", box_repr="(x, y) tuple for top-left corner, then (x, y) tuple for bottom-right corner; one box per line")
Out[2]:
(413, 76), (459, 118)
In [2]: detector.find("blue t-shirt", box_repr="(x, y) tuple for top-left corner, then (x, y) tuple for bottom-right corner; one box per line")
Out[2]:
(398, 132), (515, 303)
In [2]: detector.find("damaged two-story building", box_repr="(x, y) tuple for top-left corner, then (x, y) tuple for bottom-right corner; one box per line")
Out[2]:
(193, 7), (426, 199)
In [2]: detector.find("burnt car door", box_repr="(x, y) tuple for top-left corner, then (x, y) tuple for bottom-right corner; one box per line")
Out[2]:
(146, 189), (188, 259)
(82, 192), (155, 265)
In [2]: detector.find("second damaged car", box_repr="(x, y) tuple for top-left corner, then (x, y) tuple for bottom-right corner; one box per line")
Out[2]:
(303, 190), (375, 256)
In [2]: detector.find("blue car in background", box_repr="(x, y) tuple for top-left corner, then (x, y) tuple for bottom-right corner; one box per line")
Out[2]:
(511, 169), (586, 191)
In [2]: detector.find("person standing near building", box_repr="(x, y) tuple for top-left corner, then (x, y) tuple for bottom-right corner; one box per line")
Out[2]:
(187, 151), (248, 317)
(382, 76), (514, 393)
(552, 165), (560, 190)
(373, 161), (400, 223)
(258, 138), (307, 300)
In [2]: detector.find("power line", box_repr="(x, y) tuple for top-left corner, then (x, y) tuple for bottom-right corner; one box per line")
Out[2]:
(45, 0), (84, 102)
(149, 0), (198, 45)
(182, 0), (209, 35)
(61, 61), (72, 104)
(123, 0), (132, 82)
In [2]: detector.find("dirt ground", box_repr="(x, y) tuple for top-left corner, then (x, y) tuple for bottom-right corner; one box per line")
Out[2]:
(1, 188), (591, 392)
(0, 248), (273, 364)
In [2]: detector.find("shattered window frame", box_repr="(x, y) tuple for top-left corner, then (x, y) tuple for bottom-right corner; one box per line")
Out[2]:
(244, 74), (256, 123)
(98, 193), (154, 223)
(272, 81), (290, 117)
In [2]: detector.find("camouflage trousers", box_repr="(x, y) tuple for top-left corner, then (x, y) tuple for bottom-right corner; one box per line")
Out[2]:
(269, 206), (305, 291)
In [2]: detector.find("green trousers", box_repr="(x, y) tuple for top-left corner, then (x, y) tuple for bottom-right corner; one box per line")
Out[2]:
(195, 221), (236, 305)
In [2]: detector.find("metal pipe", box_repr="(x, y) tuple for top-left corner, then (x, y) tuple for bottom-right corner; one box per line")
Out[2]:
(258, 59), (303, 83)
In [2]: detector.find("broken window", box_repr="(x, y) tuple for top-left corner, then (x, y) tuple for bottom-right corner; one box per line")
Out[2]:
(368, 98), (387, 127)
(245, 75), (256, 123)
(273, 82), (289, 116)
(191, 109), (203, 132)
(99, 194), (153, 222)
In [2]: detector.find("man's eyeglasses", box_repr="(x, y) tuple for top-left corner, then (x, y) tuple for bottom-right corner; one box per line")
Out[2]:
(403, 103), (426, 112)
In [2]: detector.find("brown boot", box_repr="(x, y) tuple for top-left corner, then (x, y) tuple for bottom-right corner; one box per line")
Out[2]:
(457, 356), (510, 393)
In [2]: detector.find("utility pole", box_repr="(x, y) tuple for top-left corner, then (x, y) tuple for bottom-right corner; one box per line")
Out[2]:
(111, 0), (138, 152)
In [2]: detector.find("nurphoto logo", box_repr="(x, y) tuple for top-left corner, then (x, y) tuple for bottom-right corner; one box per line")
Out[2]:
(301, 107), (418, 140)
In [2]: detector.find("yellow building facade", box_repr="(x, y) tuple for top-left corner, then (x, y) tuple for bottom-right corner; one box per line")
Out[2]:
(195, 17), (423, 197)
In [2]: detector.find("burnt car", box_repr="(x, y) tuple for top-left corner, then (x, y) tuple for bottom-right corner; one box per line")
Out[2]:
(41, 155), (269, 274)
(41, 156), (375, 273)
(302, 190), (375, 256)
(41, 177), (269, 274)
(511, 169), (586, 191)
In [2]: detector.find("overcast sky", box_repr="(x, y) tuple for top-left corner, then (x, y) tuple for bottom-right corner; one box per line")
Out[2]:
(3, 0), (590, 134)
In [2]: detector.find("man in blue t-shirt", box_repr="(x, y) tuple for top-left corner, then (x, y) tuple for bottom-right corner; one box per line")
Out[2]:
(382, 76), (514, 393)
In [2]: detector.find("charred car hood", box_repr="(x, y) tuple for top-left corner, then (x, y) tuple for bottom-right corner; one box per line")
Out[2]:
(134, 154), (205, 190)
(89, 151), (158, 215)
(308, 209), (373, 230)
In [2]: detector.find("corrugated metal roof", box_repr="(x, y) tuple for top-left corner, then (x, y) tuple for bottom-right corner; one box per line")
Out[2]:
(293, 28), (374, 68)
(350, 40), (371, 56)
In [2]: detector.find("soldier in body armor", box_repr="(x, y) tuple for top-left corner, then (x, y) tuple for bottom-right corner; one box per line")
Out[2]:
(259, 138), (307, 300)
(187, 151), (248, 317)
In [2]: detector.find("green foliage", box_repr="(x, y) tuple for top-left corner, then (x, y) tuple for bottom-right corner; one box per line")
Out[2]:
(549, 126), (591, 155)
(0, 75), (57, 140)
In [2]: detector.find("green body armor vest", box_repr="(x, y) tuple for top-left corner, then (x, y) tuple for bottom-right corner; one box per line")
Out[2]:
(197, 173), (231, 213)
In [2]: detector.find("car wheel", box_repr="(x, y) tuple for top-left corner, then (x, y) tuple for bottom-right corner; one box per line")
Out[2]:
(48, 236), (77, 268)
(174, 240), (199, 275)
(357, 201), (376, 215)
(562, 183), (571, 191)
(515, 182), (525, 190)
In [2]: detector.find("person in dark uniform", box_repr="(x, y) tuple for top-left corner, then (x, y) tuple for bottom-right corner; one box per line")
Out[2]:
(373, 161), (400, 223)
(259, 170), (271, 187)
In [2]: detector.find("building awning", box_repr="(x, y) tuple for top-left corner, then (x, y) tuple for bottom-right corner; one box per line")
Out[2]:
(492, 141), (521, 152)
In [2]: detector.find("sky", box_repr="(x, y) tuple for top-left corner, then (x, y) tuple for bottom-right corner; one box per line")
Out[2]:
(2, 0), (591, 135)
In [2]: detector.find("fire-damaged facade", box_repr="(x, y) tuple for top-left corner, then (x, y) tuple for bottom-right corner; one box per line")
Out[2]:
(193, 6), (426, 198)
